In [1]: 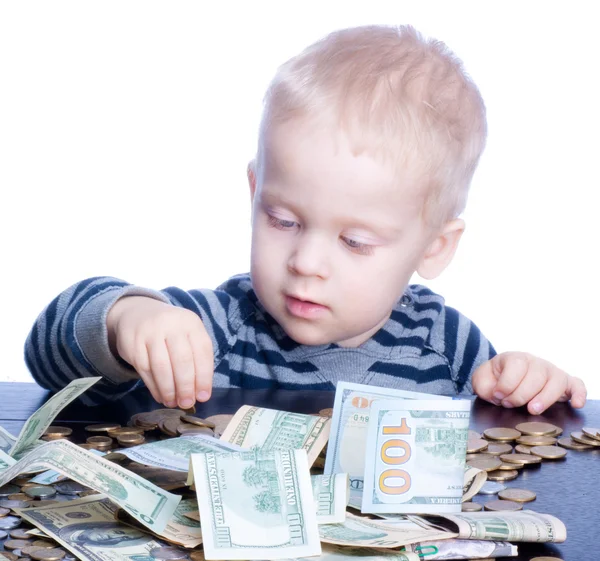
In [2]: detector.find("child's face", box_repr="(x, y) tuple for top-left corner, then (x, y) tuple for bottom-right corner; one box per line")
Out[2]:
(249, 120), (437, 348)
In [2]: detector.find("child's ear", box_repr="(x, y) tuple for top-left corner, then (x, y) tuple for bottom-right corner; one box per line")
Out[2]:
(247, 160), (257, 203)
(416, 218), (465, 280)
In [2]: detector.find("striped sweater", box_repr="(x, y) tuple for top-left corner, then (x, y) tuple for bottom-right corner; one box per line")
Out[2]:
(24, 273), (496, 405)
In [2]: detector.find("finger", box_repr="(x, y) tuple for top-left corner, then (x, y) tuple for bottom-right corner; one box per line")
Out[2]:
(129, 338), (161, 403)
(189, 332), (213, 402)
(501, 360), (547, 408)
(166, 336), (196, 409)
(526, 369), (569, 415)
(471, 361), (498, 404)
(564, 376), (587, 408)
(490, 354), (529, 403)
(148, 339), (177, 407)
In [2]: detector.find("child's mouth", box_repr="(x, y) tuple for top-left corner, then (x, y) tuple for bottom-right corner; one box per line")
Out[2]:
(285, 295), (328, 319)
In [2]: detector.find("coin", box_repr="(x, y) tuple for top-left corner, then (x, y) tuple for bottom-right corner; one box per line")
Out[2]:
(0, 506), (9, 516)
(5, 540), (35, 550)
(500, 453), (541, 465)
(86, 436), (113, 446)
(483, 427), (521, 441)
(461, 502), (483, 511)
(177, 425), (213, 436)
(30, 548), (66, 561)
(514, 444), (534, 454)
(158, 417), (182, 437)
(319, 408), (334, 417)
(515, 422), (558, 436)
(0, 484), (20, 498)
(9, 529), (33, 539)
(0, 529), (7, 539)
(548, 427), (563, 437)
(496, 462), (524, 470)
(181, 415), (216, 428)
(1, 553), (18, 561)
(467, 438), (489, 454)
(204, 414), (234, 436)
(55, 481), (88, 496)
(43, 426), (72, 437)
(21, 546), (49, 557)
(478, 481), (507, 495)
(570, 431), (600, 446)
(189, 552), (205, 561)
(487, 469), (519, 481)
(516, 435), (557, 446)
(0, 499), (31, 509)
(530, 557), (564, 561)
(498, 488), (536, 502)
(24, 486), (56, 500)
(85, 423), (121, 433)
(466, 457), (502, 472)
(483, 499), (523, 511)
(149, 546), (189, 560)
(0, 516), (22, 530)
(106, 426), (145, 436)
(32, 540), (56, 548)
(484, 443), (513, 456)
(116, 434), (145, 445)
(530, 445), (567, 460)
(557, 436), (594, 450)
(582, 427), (600, 441)
(7, 494), (31, 501)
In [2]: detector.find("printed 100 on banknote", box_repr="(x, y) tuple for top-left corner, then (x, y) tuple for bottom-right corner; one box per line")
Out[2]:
(362, 399), (471, 514)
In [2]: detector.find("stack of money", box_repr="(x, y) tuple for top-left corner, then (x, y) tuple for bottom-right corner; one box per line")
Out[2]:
(0, 379), (570, 561)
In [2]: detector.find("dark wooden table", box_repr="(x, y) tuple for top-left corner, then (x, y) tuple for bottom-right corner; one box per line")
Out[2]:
(1, 382), (597, 561)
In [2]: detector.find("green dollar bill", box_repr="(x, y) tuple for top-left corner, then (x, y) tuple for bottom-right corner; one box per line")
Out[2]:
(220, 405), (331, 466)
(0, 426), (16, 454)
(0, 449), (16, 471)
(324, 382), (450, 506)
(16, 495), (184, 561)
(1, 439), (180, 534)
(287, 543), (419, 560)
(191, 449), (321, 559)
(311, 473), (348, 524)
(9, 377), (101, 459)
(119, 434), (242, 472)
(362, 399), (471, 514)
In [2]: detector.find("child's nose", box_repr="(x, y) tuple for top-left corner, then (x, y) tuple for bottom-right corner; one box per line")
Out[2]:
(287, 233), (329, 278)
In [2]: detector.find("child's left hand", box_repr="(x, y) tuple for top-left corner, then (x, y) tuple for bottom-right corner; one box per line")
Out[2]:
(472, 351), (587, 415)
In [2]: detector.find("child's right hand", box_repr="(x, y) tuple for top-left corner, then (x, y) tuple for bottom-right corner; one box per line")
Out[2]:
(107, 296), (213, 409)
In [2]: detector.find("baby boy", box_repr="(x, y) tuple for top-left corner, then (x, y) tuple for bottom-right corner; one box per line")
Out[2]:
(25, 24), (586, 414)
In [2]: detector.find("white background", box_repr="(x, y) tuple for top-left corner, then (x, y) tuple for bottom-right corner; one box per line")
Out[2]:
(1, 2), (598, 398)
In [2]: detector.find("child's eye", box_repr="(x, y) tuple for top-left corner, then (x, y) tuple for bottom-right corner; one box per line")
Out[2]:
(341, 236), (374, 256)
(268, 215), (298, 230)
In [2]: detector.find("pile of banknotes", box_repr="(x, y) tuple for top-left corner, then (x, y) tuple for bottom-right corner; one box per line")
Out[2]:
(0, 378), (567, 561)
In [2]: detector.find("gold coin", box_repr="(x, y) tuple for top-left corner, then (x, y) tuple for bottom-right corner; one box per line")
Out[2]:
(514, 422), (558, 436)
(514, 444), (534, 454)
(30, 548), (66, 561)
(557, 436), (594, 450)
(0, 506), (10, 517)
(183, 405), (196, 415)
(204, 414), (234, 436)
(159, 416), (184, 436)
(530, 557), (564, 561)
(189, 551), (206, 561)
(5, 539), (34, 550)
(0, 553), (18, 561)
(570, 431), (600, 446)
(181, 415), (216, 428)
(117, 432), (145, 444)
(43, 426), (72, 437)
(21, 547), (47, 557)
(467, 438), (489, 454)
(461, 502), (483, 511)
(487, 469), (519, 481)
(530, 445), (567, 460)
(496, 462), (524, 470)
(9, 529), (32, 540)
(498, 488), (536, 502)
(483, 499), (523, 511)
(581, 427), (600, 441)
(85, 423), (121, 433)
(468, 429), (482, 440)
(86, 435), (113, 445)
(516, 434), (557, 446)
(106, 426), (145, 436)
(319, 408), (334, 418)
(78, 443), (95, 450)
(548, 426), (563, 437)
(500, 453), (542, 465)
(466, 457), (502, 472)
(485, 443), (513, 456)
(32, 541), (55, 548)
(7, 493), (31, 501)
(177, 425), (213, 436)
(483, 427), (521, 441)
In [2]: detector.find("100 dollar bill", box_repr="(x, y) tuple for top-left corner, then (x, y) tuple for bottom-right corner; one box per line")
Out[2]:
(9, 377), (101, 459)
(192, 449), (321, 560)
(0, 426), (16, 454)
(362, 399), (470, 514)
(0, 439), (180, 534)
(324, 382), (451, 506)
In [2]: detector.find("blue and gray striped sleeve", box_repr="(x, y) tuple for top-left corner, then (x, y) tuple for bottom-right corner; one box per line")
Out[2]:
(24, 277), (241, 405)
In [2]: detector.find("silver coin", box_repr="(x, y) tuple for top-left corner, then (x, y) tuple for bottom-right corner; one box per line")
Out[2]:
(0, 500), (30, 509)
(24, 486), (56, 500)
(55, 482), (88, 496)
(0, 529), (8, 539)
(0, 485), (20, 498)
(0, 516), (22, 530)
(478, 481), (507, 495)
(149, 547), (190, 560)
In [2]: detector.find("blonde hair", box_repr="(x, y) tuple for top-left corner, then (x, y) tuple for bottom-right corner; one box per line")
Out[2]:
(256, 24), (487, 228)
